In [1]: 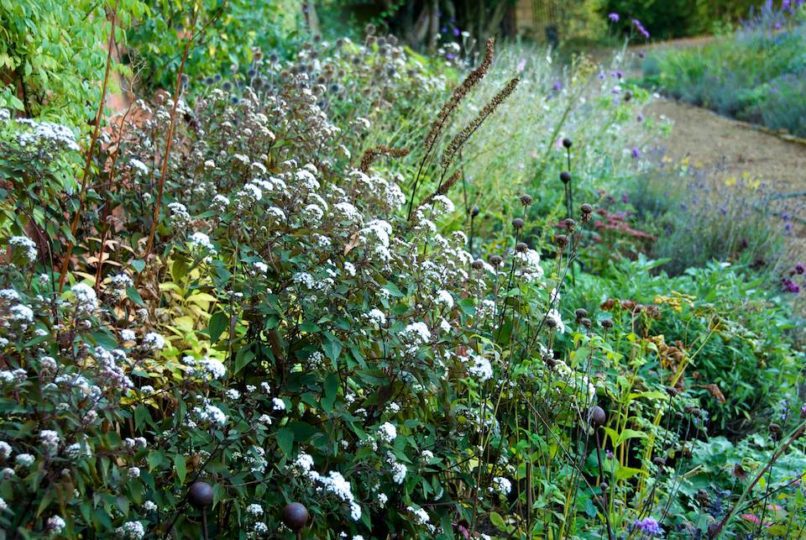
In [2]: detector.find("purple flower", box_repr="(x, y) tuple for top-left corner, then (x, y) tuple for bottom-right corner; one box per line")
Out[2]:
(795, 263), (804, 274)
(446, 53), (456, 61)
(517, 58), (527, 73)
(552, 80), (563, 92)
(632, 18), (651, 39)
(633, 517), (663, 536)
(621, 193), (629, 203)
(453, 27), (461, 37)
(608, 12), (620, 23)
(782, 278), (800, 293)
(637, 113), (644, 122)
(631, 147), (640, 159)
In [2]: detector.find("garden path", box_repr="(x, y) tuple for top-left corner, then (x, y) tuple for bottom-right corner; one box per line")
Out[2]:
(646, 97), (806, 250)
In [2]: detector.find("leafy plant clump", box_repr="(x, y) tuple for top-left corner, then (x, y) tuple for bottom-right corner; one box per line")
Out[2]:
(0, 20), (804, 540)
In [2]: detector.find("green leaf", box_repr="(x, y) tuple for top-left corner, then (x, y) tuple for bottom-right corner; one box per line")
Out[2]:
(489, 512), (508, 532)
(126, 286), (145, 307)
(131, 259), (146, 273)
(322, 373), (339, 413)
(208, 311), (228, 343)
(323, 333), (342, 365)
(174, 454), (187, 484)
(616, 429), (648, 446)
(276, 428), (294, 456)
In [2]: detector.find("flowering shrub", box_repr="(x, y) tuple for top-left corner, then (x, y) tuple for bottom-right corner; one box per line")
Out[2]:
(0, 26), (803, 540)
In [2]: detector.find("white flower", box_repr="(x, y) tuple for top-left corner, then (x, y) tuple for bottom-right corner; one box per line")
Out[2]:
(189, 232), (216, 253)
(197, 357), (227, 379)
(391, 462), (407, 484)
(9, 236), (38, 262)
(15, 453), (35, 467)
(129, 159), (149, 176)
(110, 273), (133, 289)
(272, 398), (286, 411)
(343, 262), (356, 276)
(128, 467), (141, 478)
(0, 289), (21, 302)
(116, 520), (145, 540)
(407, 505), (430, 525)
(204, 160), (217, 170)
(366, 309), (386, 327)
(143, 501), (158, 512)
(253, 261), (268, 273)
(71, 283), (98, 313)
(421, 450), (434, 461)
(246, 504), (263, 516)
(491, 476), (512, 496)
(10, 304), (34, 322)
(0, 497), (7, 512)
(253, 522), (268, 534)
(120, 330), (136, 342)
(0, 441), (11, 459)
(376, 422), (397, 444)
(194, 403), (227, 427)
(435, 290), (454, 309)
(225, 389), (240, 400)
(468, 353), (493, 382)
(46, 515), (66, 534)
(516, 248), (544, 282)
(143, 332), (166, 350)
(40, 430), (60, 453)
(399, 322), (431, 353)
(377, 493), (388, 507)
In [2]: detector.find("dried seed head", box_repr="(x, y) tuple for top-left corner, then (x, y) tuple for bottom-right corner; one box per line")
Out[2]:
(545, 317), (557, 329)
(587, 406), (606, 428)
(581, 203), (593, 214)
(489, 254), (503, 266)
(555, 234), (568, 248)
(471, 259), (484, 270)
(282, 502), (310, 531)
(520, 194), (533, 206)
(560, 171), (572, 184)
(564, 218), (576, 232)
(575, 308), (588, 321)
(188, 481), (214, 508)
(512, 218), (525, 230)
(562, 137), (573, 149)
(470, 206), (480, 218)
(601, 318), (614, 329)
(580, 318), (592, 328)
(515, 242), (528, 253)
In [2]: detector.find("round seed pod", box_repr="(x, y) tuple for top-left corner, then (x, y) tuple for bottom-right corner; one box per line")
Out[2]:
(599, 482), (608, 492)
(520, 194), (533, 206)
(587, 406), (606, 428)
(488, 254), (503, 266)
(471, 259), (484, 270)
(624, 91), (633, 102)
(515, 242), (528, 253)
(601, 319), (613, 329)
(581, 203), (593, 217)
(560, 171), (572, 184)
(562, 138), (573, 149)
(470, 206), (480, 218)
(665, 387), (679, 397)
(512, 218), (525, 230)
(555, 234), (568, 248)
(575, 308), (588, 321)
(188, 481), (214, 508)
(580, 318), (592, 329)
(564, 218), (576, 232)
(283, 502), (310, 531)
(545, 317), (557, 329)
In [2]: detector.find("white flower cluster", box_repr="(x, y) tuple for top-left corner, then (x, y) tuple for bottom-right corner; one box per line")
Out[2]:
(291, 452), (361, 521)
(115, 521), (145, 540)
(8, 236), (38, 263)
(71, 283), (98, 314)
(15, 119), (79, 151)
(399, 322), (431, 354)
(490, 476), (512, 496)
(376, 422), (397, 444)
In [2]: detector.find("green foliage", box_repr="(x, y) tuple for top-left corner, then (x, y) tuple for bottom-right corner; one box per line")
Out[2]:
(642, 5), (806, 136)
(604, 0), (765, 39)
(125, 0), (302, 92)
(0, 0), (146, 129)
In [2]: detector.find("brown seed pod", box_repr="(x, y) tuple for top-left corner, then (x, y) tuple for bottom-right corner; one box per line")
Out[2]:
(188, 481), (214, 508)
(601, 319), (614, 329)
(283, 502), (310, 531)
(515, 242), (528, 253)
(587, 406), (606, 428)
(512, 218), (525, 230)
(575, 308), (588, 321)
(489, 254), (503, 266)
(520, 194), (533, 206)
(471, 259), (484, 270)
(562, 138), (573, 149)
(560, 171), (572, 184)
(555, 234), (568, 248)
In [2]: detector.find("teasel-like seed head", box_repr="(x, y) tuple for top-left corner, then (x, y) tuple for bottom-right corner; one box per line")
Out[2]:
(562, 137), (573, 149)
(555, 234), (568, 248)
(512, 218), (524, 230)
(515, 242), (528, 253)
(471, 259), (484, 270)
(560, 171), (572, 184)
(575, 308), (588, 321)
(520, 194), (533, 206)
(489, 254), (503, 266)
(588, 406), (606, 428)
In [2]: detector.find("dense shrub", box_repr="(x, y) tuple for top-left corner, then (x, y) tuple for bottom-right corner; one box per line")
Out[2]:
(1, 22), (804, 540)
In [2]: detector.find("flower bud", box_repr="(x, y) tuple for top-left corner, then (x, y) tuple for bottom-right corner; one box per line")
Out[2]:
(560, 171), (572, 184)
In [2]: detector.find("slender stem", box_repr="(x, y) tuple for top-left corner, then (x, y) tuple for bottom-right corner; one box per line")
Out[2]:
(143, 11), (197, 257)
(57, 0), (119, 292)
